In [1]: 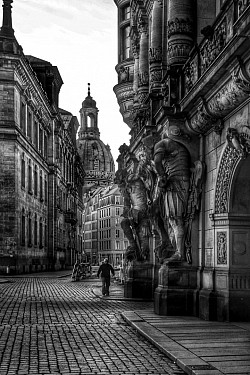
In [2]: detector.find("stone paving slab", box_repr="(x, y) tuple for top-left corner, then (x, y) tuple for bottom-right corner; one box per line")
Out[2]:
(121, 310), (250, 375)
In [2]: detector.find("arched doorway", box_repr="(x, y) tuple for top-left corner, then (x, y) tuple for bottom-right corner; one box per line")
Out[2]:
(212, 144), (250, 321)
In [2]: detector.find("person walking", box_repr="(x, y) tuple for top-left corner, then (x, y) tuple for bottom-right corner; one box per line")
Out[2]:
(97, 258), (115, 296)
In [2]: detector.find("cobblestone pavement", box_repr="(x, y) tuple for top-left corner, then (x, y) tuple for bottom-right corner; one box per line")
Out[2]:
(0, 276), (186, 375)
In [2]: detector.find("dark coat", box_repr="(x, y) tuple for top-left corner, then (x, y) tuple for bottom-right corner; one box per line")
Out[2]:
(97, 263), (115, 278)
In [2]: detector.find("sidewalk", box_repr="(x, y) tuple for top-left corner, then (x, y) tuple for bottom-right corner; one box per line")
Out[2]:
(94, 282), (250, 375)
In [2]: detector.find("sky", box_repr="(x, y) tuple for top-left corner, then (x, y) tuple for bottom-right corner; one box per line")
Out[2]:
(9, 0), (130, 166)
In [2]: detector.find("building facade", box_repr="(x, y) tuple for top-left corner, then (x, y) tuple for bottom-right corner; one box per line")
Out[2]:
(114, 0), (250, 321)
(0, 0), (85, 273)
(82, 184), (126, 266)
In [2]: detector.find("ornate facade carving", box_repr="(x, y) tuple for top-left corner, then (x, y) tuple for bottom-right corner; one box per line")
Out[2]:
(200, 18), (227, 74)
(167, 17), (193, 37)
(217, 231), (227, 265)
(215, 127), (250, 214)
(189, 61), (250, 134)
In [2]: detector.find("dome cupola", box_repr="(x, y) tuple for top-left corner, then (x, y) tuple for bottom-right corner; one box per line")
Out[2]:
(77, 84), (115, 191)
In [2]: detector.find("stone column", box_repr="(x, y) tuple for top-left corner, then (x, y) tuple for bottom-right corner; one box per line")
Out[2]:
(132, 40), (140, 95)
(167, 0), (195, 66)
(138, 16), (149, 103)
(149, 0), (163, 93)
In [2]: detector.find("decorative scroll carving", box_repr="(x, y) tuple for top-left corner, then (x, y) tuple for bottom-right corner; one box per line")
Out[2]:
(217, 231), (227, 265)
(189, 61), (250, 134)
(208, 68), (250, 117)
(189, 101), (217, 134)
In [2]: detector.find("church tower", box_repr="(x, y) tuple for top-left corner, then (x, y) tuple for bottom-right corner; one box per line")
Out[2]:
(77, 84), (115, 191)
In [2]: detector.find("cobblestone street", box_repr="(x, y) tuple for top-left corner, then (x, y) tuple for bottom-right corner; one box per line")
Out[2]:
(0, 275), (185, 375)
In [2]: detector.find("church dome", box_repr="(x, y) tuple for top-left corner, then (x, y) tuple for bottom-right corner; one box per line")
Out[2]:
(82, 96), (96, 109)
(77, 84), (115, 190)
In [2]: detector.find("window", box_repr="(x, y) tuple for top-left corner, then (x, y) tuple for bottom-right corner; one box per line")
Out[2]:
(21, 155), (25, 188)
(121, 25), (130, 60)
(34, 166), (38, 196)
(28, 160), (32, 193)
(116, 229), (120, 238)
(44, 176), (48, 205)
(28, 213), (32, 246)
(34, 214), (37, 246)
(115, 197), (120, 205)
(39, 219), (43, 248)
(34, 121), (38, 148)
(116, 207), (120, 216)
(121, 5), (130, 21)
(27, 110), (32, 139)
(20, 102), (26, 133)
(44, 134), (48, 159)
(21, 210), (26, 246)
(44, 221), (48, 247)
(40, 171), (43, 202)
(116, 241), (120, 250)
(39, 127), (43, 155)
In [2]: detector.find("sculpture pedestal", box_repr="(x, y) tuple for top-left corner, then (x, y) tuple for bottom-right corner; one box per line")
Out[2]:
(154, 262), (198, 316)
(124, 261), (153, 299)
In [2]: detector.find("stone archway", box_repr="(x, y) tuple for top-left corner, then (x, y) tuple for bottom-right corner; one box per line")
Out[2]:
(212, 143), (250, 321)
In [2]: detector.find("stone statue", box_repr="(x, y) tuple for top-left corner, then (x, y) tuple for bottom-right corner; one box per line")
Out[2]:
(153, 133), (191, 262)
(120, 153), (151, 262)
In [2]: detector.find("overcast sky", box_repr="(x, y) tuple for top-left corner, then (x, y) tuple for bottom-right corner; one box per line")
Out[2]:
(9, 0), (130, 165)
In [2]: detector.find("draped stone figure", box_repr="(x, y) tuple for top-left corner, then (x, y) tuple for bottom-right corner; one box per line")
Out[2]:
(119, 153), (152, 262)
(153, 134), (191, 262)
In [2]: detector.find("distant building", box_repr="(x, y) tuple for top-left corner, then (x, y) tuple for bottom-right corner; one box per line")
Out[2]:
(0, 0), (85, 273)
(82, 184), (126, 266)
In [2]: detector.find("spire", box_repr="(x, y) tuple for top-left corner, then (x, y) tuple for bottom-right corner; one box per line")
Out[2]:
(0, 0), (14, 37)
(88, 82), (91, 97)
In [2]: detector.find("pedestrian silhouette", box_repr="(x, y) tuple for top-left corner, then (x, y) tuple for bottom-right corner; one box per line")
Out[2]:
(97, 258), (115, 296)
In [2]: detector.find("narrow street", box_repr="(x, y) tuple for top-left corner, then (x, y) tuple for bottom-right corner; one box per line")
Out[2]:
(0, 274), (185, 375)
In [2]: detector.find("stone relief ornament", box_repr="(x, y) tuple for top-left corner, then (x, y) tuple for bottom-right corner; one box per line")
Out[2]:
(149, 46), (162, 63)
(217, 231), (227, 265)
(189, 101), (217, 134)
(189, 60), (250, 135)
(118, 66), (130, 83)
(200, 18), (227, 74)
(237, 0), (250, 17)
(167, 18), (193, 38)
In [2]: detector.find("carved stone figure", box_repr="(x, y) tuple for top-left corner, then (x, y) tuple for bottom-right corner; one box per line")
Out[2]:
(120, 154), (151, 262)
(153, 133), (191, 262)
